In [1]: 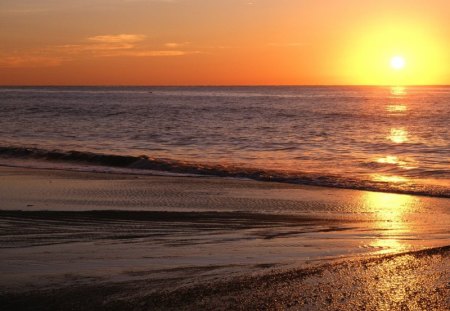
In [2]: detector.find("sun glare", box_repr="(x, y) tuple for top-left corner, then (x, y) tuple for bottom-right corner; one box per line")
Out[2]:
(390, 56), (405, 70)
(341, 18), (448, 85)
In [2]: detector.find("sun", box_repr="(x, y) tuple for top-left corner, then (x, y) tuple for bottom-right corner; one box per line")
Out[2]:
(390, 56), (405, 70)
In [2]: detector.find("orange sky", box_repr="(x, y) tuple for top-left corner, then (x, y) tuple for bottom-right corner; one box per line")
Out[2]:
(1, 0), (449, 85)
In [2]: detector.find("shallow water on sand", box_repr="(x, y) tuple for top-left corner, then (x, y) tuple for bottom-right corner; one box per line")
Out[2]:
(0, 167), (448, 288)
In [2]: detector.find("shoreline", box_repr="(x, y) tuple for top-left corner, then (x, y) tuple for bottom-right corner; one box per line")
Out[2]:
(1, 145), (449, 198)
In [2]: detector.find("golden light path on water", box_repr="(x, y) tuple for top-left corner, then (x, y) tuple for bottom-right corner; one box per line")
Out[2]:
(386, 104), (407, 113)
(388, 128), (409, 144)
(357, 190), (450, 309)
(371, 86), (412, 188)
(372, 175), (409, 184)
(390, 86), (407, 97)
(367, 86), (417, 253)
(362, 191), (415, 254)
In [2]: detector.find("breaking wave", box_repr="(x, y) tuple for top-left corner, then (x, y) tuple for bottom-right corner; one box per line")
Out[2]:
(0, 146), (449, 198)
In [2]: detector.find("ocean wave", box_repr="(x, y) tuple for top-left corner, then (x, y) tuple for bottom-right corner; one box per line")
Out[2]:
(0, 146), (449, 198)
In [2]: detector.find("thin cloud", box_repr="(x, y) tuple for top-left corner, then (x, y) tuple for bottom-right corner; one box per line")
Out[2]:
(122, 0), (178, 2)
(57, 43), (136, 53)
(101, 50), (199, 57)
(88, 34), (146, 43)
(52, 33), (145, 53)
(268, 42), (309, 47)
(0, 34), (198, 68)
(165, 43), (181, 48)
(164, 42), (191, 48)
(0, 55), (66, 68)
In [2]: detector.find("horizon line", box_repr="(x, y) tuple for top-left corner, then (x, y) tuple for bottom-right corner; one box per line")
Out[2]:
(1, 84), (449, 87)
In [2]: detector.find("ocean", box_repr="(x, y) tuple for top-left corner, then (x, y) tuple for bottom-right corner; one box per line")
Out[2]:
(0, 86), (449, 197)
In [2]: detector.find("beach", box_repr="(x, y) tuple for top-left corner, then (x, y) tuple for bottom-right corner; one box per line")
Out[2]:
(1, 166), (449, 310)
(2, 0), (450, 308)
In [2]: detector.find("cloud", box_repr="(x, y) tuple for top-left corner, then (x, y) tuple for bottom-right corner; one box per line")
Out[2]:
(268, 42), (308, 47)
(164, 42), (190, 48)
(80, 35), (197, 57)
(55, 33), (156, 56)
(57, 42), (136, 53)
(88, 34), (146, 43)
(0, 55), (66, 68)
(122, 0), (178, 2)
(165, 43), (182, 48)
(0, 34), (198, 68)
(101, 50), (198, 57)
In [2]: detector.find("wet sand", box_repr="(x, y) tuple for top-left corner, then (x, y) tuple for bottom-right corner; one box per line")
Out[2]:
(2, 246), (448, 311)
(0, 166), (449, 310)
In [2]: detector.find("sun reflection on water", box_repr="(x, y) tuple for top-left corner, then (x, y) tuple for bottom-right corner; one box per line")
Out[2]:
(375, 156), (417, 170)
(363, 192), (415, 254)
(363, 192), (413, 218)
(386, 104), (407, 113)
(388, 128), (408, 144)
(387, 86), (408, 115)
(376, 155), (405, 165)
(372, 174), (409, 184)
(390, 86), (407, 96)
(370, 239), (406, 254)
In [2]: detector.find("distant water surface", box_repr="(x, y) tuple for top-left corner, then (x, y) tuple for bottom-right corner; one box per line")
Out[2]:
(0, 86), (449, 197)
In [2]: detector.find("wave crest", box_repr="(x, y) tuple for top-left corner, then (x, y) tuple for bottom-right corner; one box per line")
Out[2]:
(0, 146), (448, 198)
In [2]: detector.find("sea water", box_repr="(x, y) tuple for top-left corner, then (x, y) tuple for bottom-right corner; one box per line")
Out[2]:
(0, 86), (449, 197)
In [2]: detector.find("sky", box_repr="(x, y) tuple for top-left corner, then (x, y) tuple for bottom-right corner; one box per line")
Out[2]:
(1, 0), (449, 85)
